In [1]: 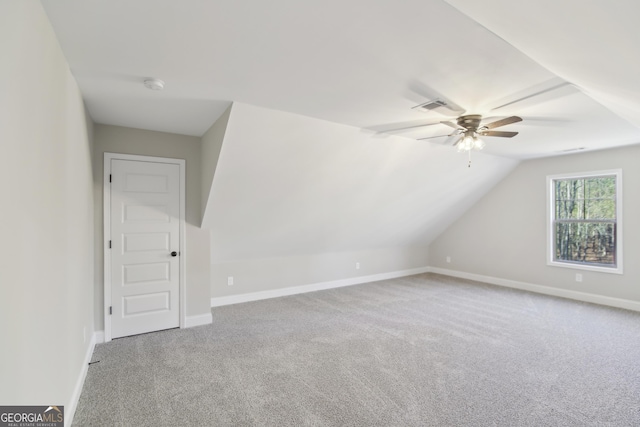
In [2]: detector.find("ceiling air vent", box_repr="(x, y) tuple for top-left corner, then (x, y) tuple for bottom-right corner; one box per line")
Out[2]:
(412, 99), (450, 112)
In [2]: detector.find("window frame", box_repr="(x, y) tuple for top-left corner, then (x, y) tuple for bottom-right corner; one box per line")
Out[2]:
(547, 169), (623, 274)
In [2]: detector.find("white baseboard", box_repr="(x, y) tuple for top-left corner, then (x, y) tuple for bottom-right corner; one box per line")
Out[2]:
(94, 313), (212, 338)
(430, 267), (640, 312)
(185, 312), (213, 328)
(211, 266), (431, 307)
(66, 332), (97, 427)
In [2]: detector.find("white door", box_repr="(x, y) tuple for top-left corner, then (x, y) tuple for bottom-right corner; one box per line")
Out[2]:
(109, 158), (181, 338)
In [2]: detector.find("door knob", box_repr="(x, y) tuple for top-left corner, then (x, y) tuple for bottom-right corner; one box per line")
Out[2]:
(171, 251), (177, 257)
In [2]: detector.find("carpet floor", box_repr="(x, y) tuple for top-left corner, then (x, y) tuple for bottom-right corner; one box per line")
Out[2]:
(73, 273), (640, 426)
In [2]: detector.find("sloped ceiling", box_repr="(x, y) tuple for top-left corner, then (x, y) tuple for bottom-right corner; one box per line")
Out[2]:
(40, 0), (640, 158)
(205, 103), (518, 263)
(444, 0), (640, 132)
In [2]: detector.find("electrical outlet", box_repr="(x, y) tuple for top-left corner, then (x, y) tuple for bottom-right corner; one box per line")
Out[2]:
(446, 256), (451, 263)
(227, 276), (234, 286)
(356, 262), (360, 270)
(575, 273), (582, 282)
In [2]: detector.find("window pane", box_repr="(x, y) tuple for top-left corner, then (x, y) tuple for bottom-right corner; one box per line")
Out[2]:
(585, 198), (615, 220)
(555, 179), (584, 200)
(555, 222), (616, 265)
(556, 200), (584, 219)
(585, 176), (615, 199)
(555, 180), (568, 199)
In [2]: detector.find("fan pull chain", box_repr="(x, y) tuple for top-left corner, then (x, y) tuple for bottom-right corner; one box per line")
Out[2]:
(468, 149), (471, 168)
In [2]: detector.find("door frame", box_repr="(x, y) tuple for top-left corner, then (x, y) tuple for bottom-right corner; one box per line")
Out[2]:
(103, 152), (186, 342)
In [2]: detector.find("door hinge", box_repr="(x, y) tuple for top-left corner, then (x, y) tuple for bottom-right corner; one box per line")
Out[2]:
(109, 240), (112, 249)
(109, 306), (112, 315)
(109, 174), (112, 182)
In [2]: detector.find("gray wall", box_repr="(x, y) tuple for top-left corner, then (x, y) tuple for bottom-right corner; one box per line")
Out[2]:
(429, 144), (640, 302)
(201, 105), (231, 225)
(212, 246), (430, 298)
(0, 1), (95, 409)
(205, 102), (518, 299)
(93, 124), (211, 329)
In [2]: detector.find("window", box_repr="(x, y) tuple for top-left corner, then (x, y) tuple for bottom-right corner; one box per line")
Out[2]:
(547, 170), (622, 274)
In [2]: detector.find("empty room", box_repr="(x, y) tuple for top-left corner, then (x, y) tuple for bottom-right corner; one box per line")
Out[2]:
(2, 1), (639, 426)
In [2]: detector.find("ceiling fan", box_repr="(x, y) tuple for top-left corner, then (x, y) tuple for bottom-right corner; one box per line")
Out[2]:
(416, 113), (522, 152)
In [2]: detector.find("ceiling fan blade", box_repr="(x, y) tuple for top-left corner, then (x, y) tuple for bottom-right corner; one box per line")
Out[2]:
(441, 121), (460, 130)
(416, 134), (452, 141)
(374, 121), (444, 133)
(480, 130), (518, 138)
(365, 118), (453, 135)
(483, 116), (522, 130)
(482, 115), (570, 127)
(488, 77), (575, 111)
(444, 134), (463, 146)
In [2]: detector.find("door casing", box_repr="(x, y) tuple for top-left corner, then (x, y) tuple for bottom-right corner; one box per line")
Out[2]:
(103, 152), (186, 342)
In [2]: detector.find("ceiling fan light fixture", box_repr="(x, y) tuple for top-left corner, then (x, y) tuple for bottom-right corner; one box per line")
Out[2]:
(456, 132), (484, 152)
(456, 136), (472, 152)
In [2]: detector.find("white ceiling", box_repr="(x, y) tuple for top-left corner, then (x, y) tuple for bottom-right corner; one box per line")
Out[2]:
(445, 0), (640, 131)
(41, 0), (640, 159)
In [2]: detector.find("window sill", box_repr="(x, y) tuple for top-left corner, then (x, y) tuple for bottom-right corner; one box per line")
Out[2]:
(547, 260), (623, 275)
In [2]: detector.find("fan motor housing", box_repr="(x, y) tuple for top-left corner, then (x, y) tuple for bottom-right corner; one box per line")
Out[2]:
(457, 114), (482, 130)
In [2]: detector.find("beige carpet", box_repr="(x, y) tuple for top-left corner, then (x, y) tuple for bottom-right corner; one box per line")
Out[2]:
(73, 273), (640, 426)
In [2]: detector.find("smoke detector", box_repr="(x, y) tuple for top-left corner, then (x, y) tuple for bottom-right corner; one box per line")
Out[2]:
(144, 78), (165, 91)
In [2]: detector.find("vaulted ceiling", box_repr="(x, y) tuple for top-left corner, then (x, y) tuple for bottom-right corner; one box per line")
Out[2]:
(41, 0), (640, 159)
